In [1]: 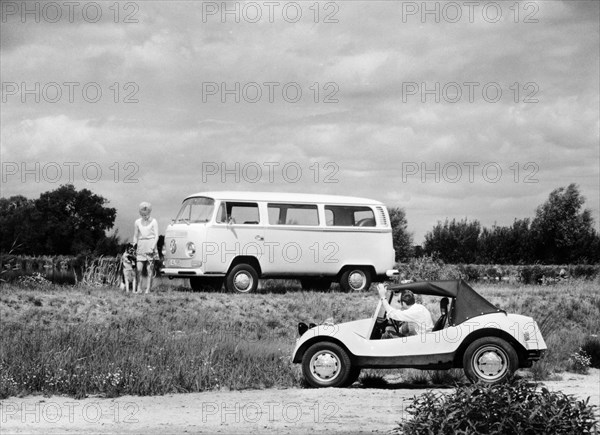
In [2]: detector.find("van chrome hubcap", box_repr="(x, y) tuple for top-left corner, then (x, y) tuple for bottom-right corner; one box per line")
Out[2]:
(234, 272), (251, 291)
(349, 271), (366, 290)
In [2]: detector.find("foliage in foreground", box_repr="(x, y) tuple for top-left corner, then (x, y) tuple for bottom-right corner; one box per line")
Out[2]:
(400, 379), (598, 435)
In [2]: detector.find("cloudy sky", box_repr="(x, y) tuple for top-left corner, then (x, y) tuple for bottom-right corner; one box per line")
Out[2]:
(1, 0), (598, 244)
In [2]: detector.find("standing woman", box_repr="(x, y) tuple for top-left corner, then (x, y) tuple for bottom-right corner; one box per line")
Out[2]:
(133, 201), (159, 293)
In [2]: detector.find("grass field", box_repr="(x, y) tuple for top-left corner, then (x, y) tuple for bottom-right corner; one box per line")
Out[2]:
(1, 278), (598, 398)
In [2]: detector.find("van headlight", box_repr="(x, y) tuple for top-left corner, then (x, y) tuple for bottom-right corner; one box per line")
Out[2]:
(185, 242), (196, 258)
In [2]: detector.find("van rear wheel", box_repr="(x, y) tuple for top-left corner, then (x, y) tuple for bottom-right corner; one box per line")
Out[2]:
(226, 264), (259, 293)
(340, 267), (372, 292)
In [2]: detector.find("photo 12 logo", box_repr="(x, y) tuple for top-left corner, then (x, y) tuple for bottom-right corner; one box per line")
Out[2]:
(201, 161), (340, 184)
(195, 241), (339, 265)
(1, 1), (140, 24)
(201, 82), (339, 104)
(1, 82), (140, 104)
(400, 1), (540, 24)
(401, 162), (539, 184)
(401, 82), (539, 103)
(1, 161), (140, 184)
(0, 401), (139, 424)
(200, 401), (340, 424)
(201, 1), (340, 24)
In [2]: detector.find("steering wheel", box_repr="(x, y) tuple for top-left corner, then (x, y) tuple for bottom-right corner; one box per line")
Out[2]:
(388, 318), (402, 335)
(376, 310), (402, 336)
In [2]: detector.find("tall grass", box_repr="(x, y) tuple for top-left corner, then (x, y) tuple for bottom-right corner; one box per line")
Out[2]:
(0, 282), (373, 398)
(0, 278), (598, 398)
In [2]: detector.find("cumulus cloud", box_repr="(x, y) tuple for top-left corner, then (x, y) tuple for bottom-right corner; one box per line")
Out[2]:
(1, 0), (598, 243)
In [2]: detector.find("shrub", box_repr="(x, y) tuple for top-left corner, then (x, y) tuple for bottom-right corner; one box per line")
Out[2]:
(581, 336), (600, 369)
(359, 372), (388, 388)
(397, 256), (461, 281)
(572, 264), (599, 280)
(521, 265), (544, 284)
(458, 264), (480, 281)
(569, 349), (592, 374)
(400, 379), (597, 435)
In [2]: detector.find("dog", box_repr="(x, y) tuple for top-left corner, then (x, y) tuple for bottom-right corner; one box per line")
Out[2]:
(119, 243), (137, 292)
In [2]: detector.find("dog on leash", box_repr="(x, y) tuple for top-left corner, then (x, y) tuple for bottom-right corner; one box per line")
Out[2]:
(119, 243), (137, 292)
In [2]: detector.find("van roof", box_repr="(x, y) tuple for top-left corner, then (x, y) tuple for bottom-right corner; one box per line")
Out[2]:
(185, 191), (385, 206)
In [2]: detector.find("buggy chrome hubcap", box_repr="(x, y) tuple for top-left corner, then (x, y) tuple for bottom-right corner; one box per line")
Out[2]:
(233, 272), (252, 291)
(474, 346), (507, 379)
(310, 351), (340, 381)
(349, 271), (366, 290)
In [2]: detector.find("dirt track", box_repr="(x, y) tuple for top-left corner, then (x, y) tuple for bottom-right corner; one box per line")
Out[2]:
(1, 370), (598, 434)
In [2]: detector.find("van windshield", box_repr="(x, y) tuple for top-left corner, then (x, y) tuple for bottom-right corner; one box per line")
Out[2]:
(175, 197), (215, 223)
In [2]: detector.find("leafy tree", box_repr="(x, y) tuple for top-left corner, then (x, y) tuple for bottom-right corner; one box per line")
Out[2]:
(0, 185), (117, 255)
(0, 195), (42, 254)
(530, 184), (599, 263)
(478, 218), (533, 264)
(423, 218), (481, 263)
(94, 230), (124, 256)
(388, 207), (413, 261)
(34, 184), (117, 255)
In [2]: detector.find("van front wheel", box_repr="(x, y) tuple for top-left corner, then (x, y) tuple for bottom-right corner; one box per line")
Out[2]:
(340, 267), (372, 292)
(226, 264), (259, 293)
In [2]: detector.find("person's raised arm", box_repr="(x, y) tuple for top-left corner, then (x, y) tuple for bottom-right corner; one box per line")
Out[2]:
(377, 283), (394, 313)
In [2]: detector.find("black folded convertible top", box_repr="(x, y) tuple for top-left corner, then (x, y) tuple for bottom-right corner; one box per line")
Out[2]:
(386, 279), (504, 326)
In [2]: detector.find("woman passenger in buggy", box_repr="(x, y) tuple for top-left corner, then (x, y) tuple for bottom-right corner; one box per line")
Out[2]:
(377, 284), (434, 339)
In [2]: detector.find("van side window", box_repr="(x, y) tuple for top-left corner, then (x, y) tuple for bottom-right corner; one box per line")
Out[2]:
(267, 204), (319, 226)
(325, 206), (376, 227)
(217, 202), (259, 224)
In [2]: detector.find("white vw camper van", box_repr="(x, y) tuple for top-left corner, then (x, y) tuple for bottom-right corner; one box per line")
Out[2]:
(162, 191), (395, 293)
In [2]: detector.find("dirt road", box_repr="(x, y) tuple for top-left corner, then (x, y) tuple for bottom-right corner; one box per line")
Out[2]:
(1, 370), (598, 434)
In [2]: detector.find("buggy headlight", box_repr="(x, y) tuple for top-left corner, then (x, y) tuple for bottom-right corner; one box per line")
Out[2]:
(185, 242), (196, 258)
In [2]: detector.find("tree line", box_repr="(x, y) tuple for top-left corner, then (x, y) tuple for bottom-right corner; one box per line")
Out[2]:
(2, 183), (598, 264)
(419, 184), (600, 264)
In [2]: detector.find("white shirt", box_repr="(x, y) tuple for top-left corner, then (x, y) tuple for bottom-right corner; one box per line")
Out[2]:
(133, 217), (159, 254)
(387, 303), (434, 335)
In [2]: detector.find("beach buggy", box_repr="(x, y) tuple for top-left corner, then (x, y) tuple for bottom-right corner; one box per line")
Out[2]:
(293, 279), (547, 387)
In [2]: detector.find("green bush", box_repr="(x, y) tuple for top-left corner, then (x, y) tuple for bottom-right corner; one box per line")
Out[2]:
(572, 264), (600, 280)
(569, 349), (592, 374)
(397, 256), (461, 281)
(458, 264), (480, 281)
(400, 380), (597, 435)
